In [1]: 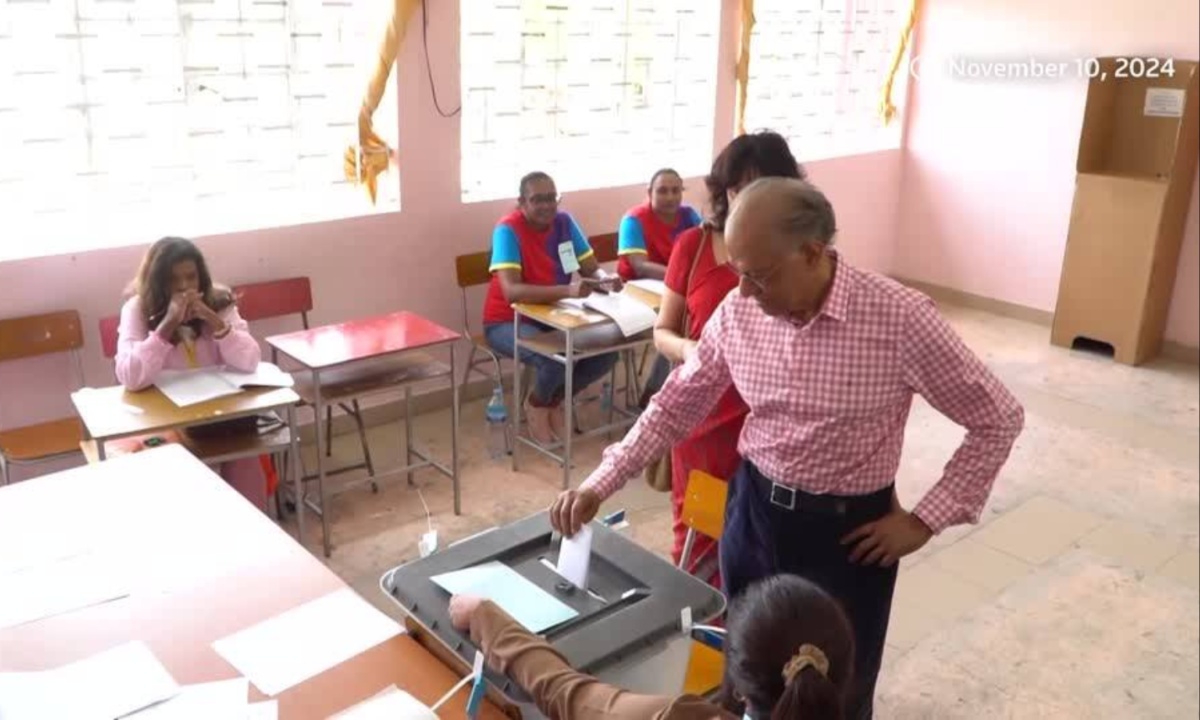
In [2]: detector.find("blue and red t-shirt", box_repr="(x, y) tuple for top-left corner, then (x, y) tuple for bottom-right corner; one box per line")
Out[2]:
(482, 210), (595, 324)
(616, 202), (702, 280)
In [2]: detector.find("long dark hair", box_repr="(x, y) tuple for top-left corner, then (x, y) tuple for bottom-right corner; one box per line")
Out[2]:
(706, 130), (806, 231)
(129, 237), (232, 340)
(721, 575), (855, 720)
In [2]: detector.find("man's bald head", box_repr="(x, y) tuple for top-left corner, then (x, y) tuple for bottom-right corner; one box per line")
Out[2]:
(724, 177), (839, 318)
(727, 177), (838, 254)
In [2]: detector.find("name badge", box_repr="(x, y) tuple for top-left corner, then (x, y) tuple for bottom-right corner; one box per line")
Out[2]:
(558, 241), (580, 274)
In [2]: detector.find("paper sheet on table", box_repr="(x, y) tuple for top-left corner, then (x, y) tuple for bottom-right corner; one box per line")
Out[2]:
(0, 551), (131, 630)
(581, 291), (657, 337)
(155, 362), (293, 407)
(627, 278), (667, 296)
(555, 524), (593, 590)
(246, 700), (278, 720)
(329, 685), (438, 719)
(212, 588), (403, 697)
(124, 678), (249, 718)
(431, 561), (578, 633)
(0, 641), (180, 720)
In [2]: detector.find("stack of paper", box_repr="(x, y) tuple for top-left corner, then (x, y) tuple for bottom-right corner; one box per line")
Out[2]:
(155, 362), (294, 407)
(627, 278), (667, 296)
(581, 291), (657, 337)
(0, 551), (131, 630)
(431, 561), (578, 633)
(0, 642), (179, 720)
(212, 588), (403, 696)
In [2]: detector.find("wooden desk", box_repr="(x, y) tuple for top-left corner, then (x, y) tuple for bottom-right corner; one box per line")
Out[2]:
(0, 446), (508, 720)
(70, 383), (305, 543)
(265, 312), (462, 558)
(510, 287), (661, 488)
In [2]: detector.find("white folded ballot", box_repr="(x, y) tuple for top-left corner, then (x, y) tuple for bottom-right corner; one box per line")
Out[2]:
(154, 362), (294, 407)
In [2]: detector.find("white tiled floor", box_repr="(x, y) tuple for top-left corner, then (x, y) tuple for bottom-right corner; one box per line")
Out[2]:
(279, 304), (1198, 718)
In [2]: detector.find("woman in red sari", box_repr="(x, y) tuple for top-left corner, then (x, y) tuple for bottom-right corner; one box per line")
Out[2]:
(653, 131), (805, 586)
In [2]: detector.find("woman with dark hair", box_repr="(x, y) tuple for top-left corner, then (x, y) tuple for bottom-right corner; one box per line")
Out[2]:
(651, 131), (805, 585)
(616, 168), (703, 281)
(446, 573), (854, 719)
(115, 236), (268, 509)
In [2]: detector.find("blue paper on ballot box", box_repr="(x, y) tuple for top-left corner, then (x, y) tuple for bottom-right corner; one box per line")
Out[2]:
(431, 561), (578, 633)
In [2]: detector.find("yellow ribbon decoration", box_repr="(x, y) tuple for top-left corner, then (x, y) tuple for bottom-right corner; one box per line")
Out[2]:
(344, 0), (422, 204)
(733, 0), (755, 137)
(879, 0), (920, 126)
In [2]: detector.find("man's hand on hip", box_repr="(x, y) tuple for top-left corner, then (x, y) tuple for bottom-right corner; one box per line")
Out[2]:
(840, 507), (933, 567)
(550, 488), (601, 537)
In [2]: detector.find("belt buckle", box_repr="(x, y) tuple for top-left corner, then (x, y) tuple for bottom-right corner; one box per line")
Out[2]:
(769, 483), (796, 510)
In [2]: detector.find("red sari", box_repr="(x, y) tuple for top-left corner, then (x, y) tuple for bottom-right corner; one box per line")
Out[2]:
(662, 226), (748, 587)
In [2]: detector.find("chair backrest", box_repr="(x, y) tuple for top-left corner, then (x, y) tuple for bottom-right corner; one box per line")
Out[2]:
(0, 311), (84, 363)
(590, 232), (618, 264)
(681, 470), (728, 541)
(232, 277), (313, 328)
(98, 315), (120, 360)
(455, 251), (493, 289)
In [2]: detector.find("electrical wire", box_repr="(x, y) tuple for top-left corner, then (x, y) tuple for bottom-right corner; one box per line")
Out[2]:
(416, 484), (434, 534)
(421, 0), (460, 118)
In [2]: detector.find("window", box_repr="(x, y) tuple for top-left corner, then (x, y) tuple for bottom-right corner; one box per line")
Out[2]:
(743, 0), (912, 162)
(460, 0), (720, 203)
(0, 0), (397, 262)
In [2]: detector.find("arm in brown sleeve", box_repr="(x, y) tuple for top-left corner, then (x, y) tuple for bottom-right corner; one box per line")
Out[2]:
(469, 601), (678, 720)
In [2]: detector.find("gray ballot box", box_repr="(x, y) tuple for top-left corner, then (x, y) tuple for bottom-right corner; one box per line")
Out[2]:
(381, 512), (726, 716)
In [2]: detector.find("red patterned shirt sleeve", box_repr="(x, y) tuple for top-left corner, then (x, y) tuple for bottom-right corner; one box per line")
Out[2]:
(902, 297), (1025, 533)
(580, 297), (734, 501)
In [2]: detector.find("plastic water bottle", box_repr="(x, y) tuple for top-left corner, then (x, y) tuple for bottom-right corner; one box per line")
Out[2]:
(600, 381), (613, 413)
(485, 385), (509, 459)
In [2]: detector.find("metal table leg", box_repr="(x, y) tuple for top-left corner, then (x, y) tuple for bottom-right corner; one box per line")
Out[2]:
(287, 403), (304, 545)
(562, 328), (574, 490)
(312, 367), (331, 557)
(450, 343), (461, 515)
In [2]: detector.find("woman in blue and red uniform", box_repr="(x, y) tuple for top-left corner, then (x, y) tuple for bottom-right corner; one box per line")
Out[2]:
(482, 171), (622, 446)
(616, 168), (703, 281)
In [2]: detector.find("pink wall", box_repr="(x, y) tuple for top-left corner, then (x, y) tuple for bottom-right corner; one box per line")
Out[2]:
(0, 0), (901, 478)
(895, 0), (1200, 347)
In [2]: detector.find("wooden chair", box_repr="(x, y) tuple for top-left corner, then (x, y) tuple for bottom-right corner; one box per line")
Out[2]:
(455, 250), (508, 405)
(678, 469), (730, 698)
(0, 311), (86, 484)
(679, 469), (728, 582)
(232, 277), (377, 493)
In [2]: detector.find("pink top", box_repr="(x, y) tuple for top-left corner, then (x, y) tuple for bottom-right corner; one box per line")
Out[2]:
(265, 311), (460, 370)
(115, 295), (262, 391)
(581, 253), (1025, 535)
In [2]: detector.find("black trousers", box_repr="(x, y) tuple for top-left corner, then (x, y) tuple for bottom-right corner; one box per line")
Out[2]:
(719, 460), (898, 720)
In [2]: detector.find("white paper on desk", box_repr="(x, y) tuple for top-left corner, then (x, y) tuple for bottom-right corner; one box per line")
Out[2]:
(556, 524), (593, 590)
(627, 278), (667, 296)
(212, 588), (403, 697)
(582, 291), (657, 337)
(0, 551), (131, 630)
(123, 677), (249, 719)
(246, 700), (278, 720)
(0, 642), (180, 720)
(328, 685), (438, 719)
(155, 362), (293, 407)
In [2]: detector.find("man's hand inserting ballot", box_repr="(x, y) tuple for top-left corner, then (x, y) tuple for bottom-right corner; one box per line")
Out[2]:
(549, 488), (601, 537)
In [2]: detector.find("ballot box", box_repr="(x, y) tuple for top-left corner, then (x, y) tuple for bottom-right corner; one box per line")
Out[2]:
(381, 512), (726, 717)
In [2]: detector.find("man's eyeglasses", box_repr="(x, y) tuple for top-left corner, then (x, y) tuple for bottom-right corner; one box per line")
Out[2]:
(728, 262), (782, 293)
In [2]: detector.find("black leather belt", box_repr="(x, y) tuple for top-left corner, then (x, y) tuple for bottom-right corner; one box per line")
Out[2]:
(746, 463), (892, 518)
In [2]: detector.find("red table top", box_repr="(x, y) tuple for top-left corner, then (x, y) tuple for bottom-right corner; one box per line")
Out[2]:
(265, 311), (460, 370)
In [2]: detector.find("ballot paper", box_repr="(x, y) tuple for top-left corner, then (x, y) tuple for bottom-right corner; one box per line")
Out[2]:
(154, 362), (294, 407)
(581, 291), (656, 337)
(330, 686), (438, 719)
(0, 642), (180, 720)
(124, 678), (249, 719)
(431, 561), (578, 633)
(212, 588), (403, 697)
(555, 525), (593, 590)
(0, 550), (131, 630)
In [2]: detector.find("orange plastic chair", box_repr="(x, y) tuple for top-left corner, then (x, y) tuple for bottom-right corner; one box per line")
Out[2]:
(678, 469), (729, 697)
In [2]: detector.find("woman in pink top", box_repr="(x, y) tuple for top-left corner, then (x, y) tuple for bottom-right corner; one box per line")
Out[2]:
(116, 237), (268, 510)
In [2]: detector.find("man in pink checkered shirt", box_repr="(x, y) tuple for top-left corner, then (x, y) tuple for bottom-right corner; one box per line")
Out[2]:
(550, 178), (1024, 719)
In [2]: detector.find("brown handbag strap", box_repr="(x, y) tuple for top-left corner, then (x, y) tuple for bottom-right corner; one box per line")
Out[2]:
(679, 225), (709, 342)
